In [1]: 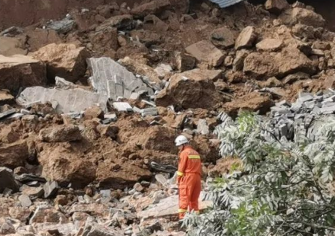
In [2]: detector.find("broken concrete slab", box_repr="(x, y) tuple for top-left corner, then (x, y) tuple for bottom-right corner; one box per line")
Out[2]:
(17, 87), (108, 114)
(0, 54), (46, 93)
(186, 40), (225, 67)
(113, 102), (133, 112)
(0, 167), (19, 193)
(32, 43), (90, 83)
(87, 57), (154, 101)
(137, 194), (212, 219)
(55, 76), (77, 89)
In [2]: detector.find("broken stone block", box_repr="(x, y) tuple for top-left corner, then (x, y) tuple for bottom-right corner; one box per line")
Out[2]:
(280, 8), (325, 28)
(21, 186), (44, 198)
(185, 40), (225, 67)
(174, 52), (196, 72)
(243, 52), (277, 79)
(32, 43), (90, 83)
(197, 119), (210, 135)
(18, 195), (32, 207)
(235, 26), (257, 50)
(156, 69), (223, 109)
(113, 102), (133, 112)
(88, 57), (154, 101)
(0, 140), (29, 169)
(233, 49), (249, 71)
(43, 181), (59, 199)
(265, 0), (289, 14)
(39, 125), (82, 142)
(0, 167), (19, 193)
(211, 27), (237, 49)
(141, 107), (158, 117)
(131, 0), (171, 18)
(256, 38), (283, 51)
(17, 87), (108, 114)
(0, 55), (46, 93)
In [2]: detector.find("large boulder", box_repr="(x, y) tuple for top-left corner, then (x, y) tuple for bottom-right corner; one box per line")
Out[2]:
(156, 69), (223, 109)
(131, 0), (171, 18)
(275, 47), (315, 77)
(224, 92), (274, 116)
(0, 140), (28, 169)
(38, 144), (96, 188)
(280, 7), (325, 28)
(244, 47), (315, 79)
(0, 55), (46, 93)
(185, 40), (225, 67)
(39, 125), (82, 142)
(32, 43), (90, 83)
(243, 52), (277, 79)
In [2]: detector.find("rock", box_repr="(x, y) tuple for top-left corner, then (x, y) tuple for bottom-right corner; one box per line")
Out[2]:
(280, 8), (325, 28)
(38, 143), (96, 188)
(258, 77), (282, 87)
(18, 195), (32, 207)
(233, 49), (249, 71)
(17, 86), (108, 114)
(0, 167), (19, 193)
(283, 72), (310, 84)
(224, 92), (274, 116)
(29, 206), (67, 224)
(39, 125), (82, 142)
(256, 38), (283, 51)
(130, 30), (162, 47)
(0, 126), (19, 144)
(154, 64), (173, 79)
(46, 17), (76, 34)
(97, 125), (119, 139)
(174, 52), (196, 72)
(211, 27), (237, 49)
(26, 28), (62, 52)
(196, 119), (210, 135)
(244, 52), (277, 79)
(134, 183), (144, 192)
(83, 223), (121, 236)
(275, 47), (315, 77)
(32, 43), (90, 83)
(89, 27), (119, 53)
(0, 55), (46, 93)
(292, 24), (316, 40)
(1, 26), (23, 37)
(265, 0), (289, 14)
(156, 69), (223, 109)
(0, 36), (27, 56)
(84, 106), (104, 120)
(131, 0), (171, 18)
(43, 181), (59, 199)
(21, 186), (44, 198)
(185, 40), (225, 67)
(0, 90), (14, 105)
(208, 157), (243, 177)
(235, 26), (257, 50)
(0, 140), (28, 169)
(100, 14), (134, 30)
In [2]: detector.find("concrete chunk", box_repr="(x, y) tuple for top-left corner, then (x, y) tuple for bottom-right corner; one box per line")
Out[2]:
(88, 57), (153, 101)
(17, 87), (108, 114)
(113, 102), (133, 112)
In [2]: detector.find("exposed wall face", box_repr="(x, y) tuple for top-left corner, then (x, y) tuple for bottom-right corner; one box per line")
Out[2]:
(0, 0), (140, 30)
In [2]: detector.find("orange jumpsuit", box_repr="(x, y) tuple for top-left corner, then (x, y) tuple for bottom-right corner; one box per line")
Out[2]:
(177, 145), (202, 219)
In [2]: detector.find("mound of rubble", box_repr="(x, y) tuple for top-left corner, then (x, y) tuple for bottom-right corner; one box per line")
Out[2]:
(0, 0), (335, 234)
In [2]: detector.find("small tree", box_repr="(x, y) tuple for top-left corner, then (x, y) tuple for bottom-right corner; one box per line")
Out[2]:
(184, 111), (335, 236)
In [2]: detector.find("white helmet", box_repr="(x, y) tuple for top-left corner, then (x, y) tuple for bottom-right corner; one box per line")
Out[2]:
(175, 135), (189, 147)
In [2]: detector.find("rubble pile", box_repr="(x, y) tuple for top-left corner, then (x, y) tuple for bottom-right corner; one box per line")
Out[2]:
(0, 0), (335, 234)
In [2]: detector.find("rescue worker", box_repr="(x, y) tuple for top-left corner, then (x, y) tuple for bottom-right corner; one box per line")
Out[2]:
(174, 135), (202, 219)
